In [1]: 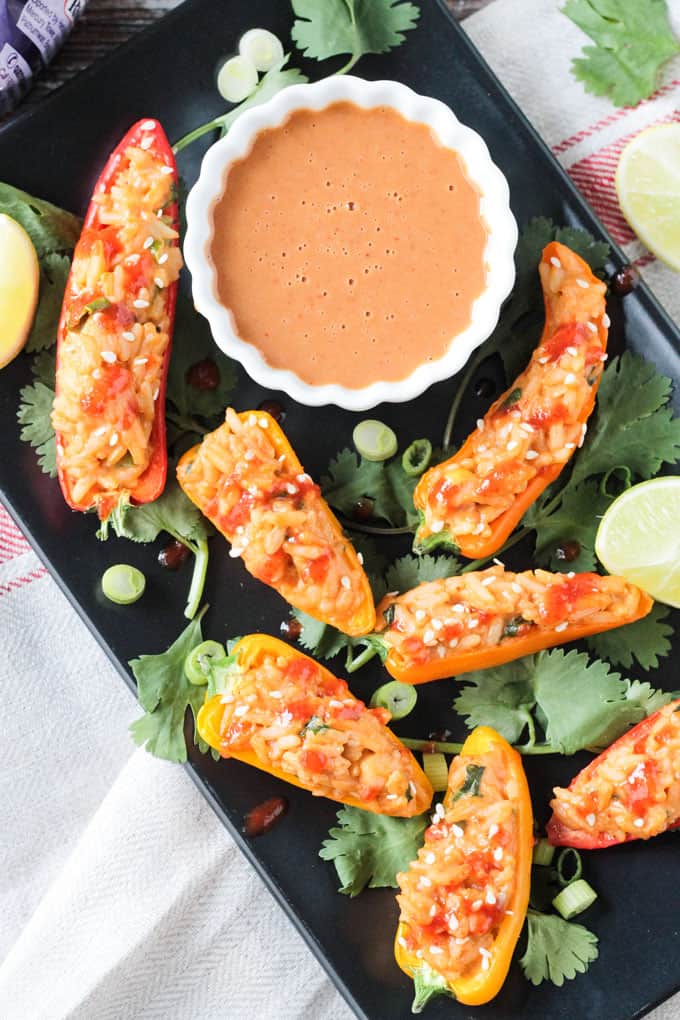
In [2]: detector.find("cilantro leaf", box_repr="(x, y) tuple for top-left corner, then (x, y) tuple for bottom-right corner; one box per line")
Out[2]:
(384, 552), (460, 594)
(319, 805), (426, 896)
(16, 380), (56, 477)
(454, 648), (672, 753)
(526, 479), (612, 573)
(129, 611), (207, 763)
(291, 0), (420, 71)
(0, 182), (81, 259)
(321, 448), (417, 528)
(521, 910), (599, 986)
(563, 0), (680, 108)
(31, 348), (57, 387)
(25, 252), (70, 353)
(570, 353), (680, 488)
(292, 608), (351, 661)
(586, 601), (674, 670)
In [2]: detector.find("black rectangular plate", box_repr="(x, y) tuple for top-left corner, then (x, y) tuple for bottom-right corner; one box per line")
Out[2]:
(0, 2), (678, 1019)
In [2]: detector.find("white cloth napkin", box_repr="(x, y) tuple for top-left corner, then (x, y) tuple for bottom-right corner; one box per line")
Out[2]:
(1, 2), (678, 1018)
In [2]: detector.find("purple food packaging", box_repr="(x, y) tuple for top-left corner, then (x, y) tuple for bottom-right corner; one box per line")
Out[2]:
(0, 0), (86, 114)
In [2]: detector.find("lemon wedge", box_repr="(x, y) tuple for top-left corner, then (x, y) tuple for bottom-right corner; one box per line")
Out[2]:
(595, 476), (680, 608)
(0, 213), (40, 370)
(615, 123), (680, 272)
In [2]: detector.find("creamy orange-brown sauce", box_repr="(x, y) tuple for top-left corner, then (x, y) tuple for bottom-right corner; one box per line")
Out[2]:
(211, 102), (488, 389)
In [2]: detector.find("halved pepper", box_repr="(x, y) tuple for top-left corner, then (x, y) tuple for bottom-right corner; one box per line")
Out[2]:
(196, 634), (432, 817)
(177, 408), (375, 636)
(53, 118), (180, 520)
(414, 242), (608, 559)
(374, 565), (652, 685)
(394, 726), (533, 1008)
(548, 698), (680, 848)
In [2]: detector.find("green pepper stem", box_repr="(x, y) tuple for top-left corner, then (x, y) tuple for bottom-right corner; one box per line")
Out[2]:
(346, 643), (379, 673)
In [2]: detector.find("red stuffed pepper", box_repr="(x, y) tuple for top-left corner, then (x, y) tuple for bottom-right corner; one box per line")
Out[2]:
(548, 698), (680, 848)
(52, 118), (182, 520)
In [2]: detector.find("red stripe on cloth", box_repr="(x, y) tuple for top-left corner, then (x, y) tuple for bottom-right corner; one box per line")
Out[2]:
(633, 251), (657, 269)
(565, 111), (680, 246)
(552, 79), (680, 155)
(0, 506), (30, 564)
(0, 566), (49, 599)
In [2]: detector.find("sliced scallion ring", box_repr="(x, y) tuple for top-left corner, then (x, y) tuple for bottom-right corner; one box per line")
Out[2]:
(370, 680), (417, 720)
(422, 751), (449, 792)
(353, 419), (398, 462)
(556, 846), (583, 887)
(532, 837), (556, 867)
(402, 438), (433, 476)
(101, 564), (146, 605)
(238, 28), (284, 72)
(552, 878), (598, 920)
(216, 55), (258, 104)
(185, 639), (227, 686)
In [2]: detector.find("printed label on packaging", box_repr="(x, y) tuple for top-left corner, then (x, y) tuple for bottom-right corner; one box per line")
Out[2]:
(17, 0), (82, 62)
(0, 40), (31, 88)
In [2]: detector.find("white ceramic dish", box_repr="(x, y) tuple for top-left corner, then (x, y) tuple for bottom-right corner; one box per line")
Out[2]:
(184, 75), (518, 411)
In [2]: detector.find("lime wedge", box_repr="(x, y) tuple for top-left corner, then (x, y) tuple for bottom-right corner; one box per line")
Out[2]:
(615, 123), (680, 272)
(0, 213), (40, 370)
(595, 476), (680, 607)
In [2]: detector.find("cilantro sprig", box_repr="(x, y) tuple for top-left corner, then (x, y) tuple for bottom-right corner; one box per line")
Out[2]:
(521, 910), (599, 986)
(563, 0), (680, 108)
(291, 0), (420, 74)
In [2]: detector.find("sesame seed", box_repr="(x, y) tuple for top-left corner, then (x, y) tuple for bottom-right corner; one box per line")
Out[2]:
(537, 356), (549, 365)
(153, 388), (159, 401)
(448, 914), (459, 931)
(269, 691), (282, 699)
(452, 604), (465, 613)
(486, 890), (497, 905)
(141, 119), (156, 130)
(520, 423), (535, 434)
(489, 824), (499, 838)
(126, 253), (141, 265)
(408, 781), (416, 797)
(507, 440), (519, 451)
(236, 526), (245, 535)
(109, 432), (118, 446)
(600, 352), (608, 361)
(565, 442), (576, 449)
(435, 803), (445, 820)
(511, 582), (522, 594)
(432, 618), (443, 630)
(140, 135), (153, 150)
(505, 910), (514, 916)
(550, 256), (561, 268)
(586, 813), (596, 826)
(133, 298), (150, 309)
(555, 621), (568, 632)
(286, 483), (298, 495)
(493, 558), (504, 567)
(122, 331), (135, 342)
(481, 956), (490, 971)
(471, 899), (483, 911)
(415, 610), (426, 622)
(586, 321), (597, 333)
(229, 547), (243, 558)
(603, 313), (611, 328)
(101, 350), (117, 364)
(92, 369), (102, 379)
(448, 638), (458, 649)
(482, 576), (495, 587)
(247, 414), (257, 426)
(341, 576), (351, 589)
(525, 449), (539, 461)
(357, 552), (364, 565)
(158, 252), (169, 264)
(160, 164), (174, 175)
(418, 876), (432, 888)
(468, 618), (479, 629)
(423, 628), (436, 644)
(452, 824), (464, 838)
(476, 418), (485, 430)
(431, 520), (445, 534)
(93, 426), (107, 436)
(566, 346), (578, 356)
(154, 277), (165, 289)
(634, 817), (645, 828)
(244, 451), (255, 461)
(564, 373), (577, 384)
(424, 852), (436, 865)
(493, 847), (503, 861)
(143, 236), (154, 249)
(156, 208), (164, 217)
(479, 947), (491, 958)
(576, 278), (589, 289)
(258, 417), (269, 428)
(567, 571), (575, 579)
(436, 492), (445, 504)
(234, 704), (248, 717)
(133, 357), (148, 366)
(473, 522), (485, 534)
(429, 945), (443, 955)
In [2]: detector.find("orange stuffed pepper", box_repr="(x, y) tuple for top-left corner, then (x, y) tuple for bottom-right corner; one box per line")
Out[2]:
(375, 565), (652, 685)
(548, 698), (680, 848)
(177, 408), (375, 636)
(196, 634), (432, 817)
(395, 726), (533, 1008)
(414, 242), (608, 558)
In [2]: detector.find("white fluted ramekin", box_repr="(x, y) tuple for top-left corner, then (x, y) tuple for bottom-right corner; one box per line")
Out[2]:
(184, 75), (517, 411)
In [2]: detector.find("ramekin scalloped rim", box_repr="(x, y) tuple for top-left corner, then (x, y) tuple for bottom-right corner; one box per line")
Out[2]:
(184, 75), (518, 412)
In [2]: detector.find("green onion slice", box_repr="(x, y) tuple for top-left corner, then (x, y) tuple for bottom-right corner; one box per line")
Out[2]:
(422, 752), (449, 792)
(556, 846), (583, 887)
(370, 680), (417, 720)
(402, 438), (433, 477)
(532, 837), (556, 867)
(185, 639), (227, 686)
(353, 419), (398, 462)
(552, 878), (598, 920)
(216, 55), (258, 103)
(238, 28), (284, 72)
(101, 564), (146, 605)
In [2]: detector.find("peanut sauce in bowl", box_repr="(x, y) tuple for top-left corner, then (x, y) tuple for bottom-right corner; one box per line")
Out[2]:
(185, 76), (517, 410)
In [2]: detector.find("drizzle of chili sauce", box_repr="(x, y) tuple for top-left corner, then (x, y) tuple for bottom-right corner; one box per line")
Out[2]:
(539, 322), (588, 362)
(80, 363), (137, 420)
(542, 572), (601, 626)
(243, 796), (289, 837)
